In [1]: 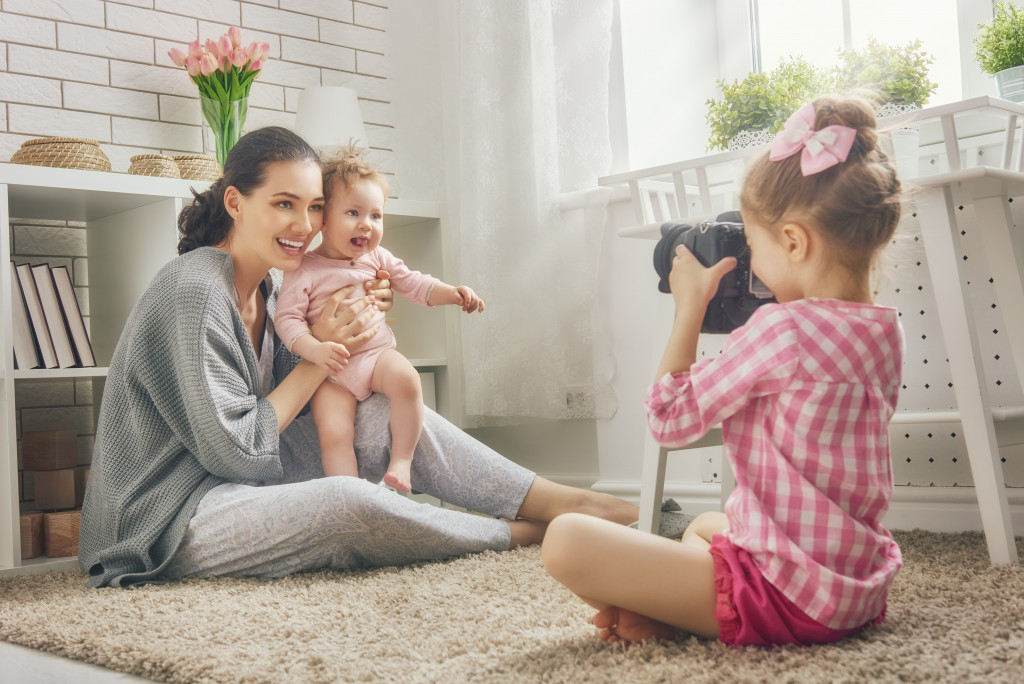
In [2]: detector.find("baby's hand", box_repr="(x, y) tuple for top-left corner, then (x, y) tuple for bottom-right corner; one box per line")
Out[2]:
(454, 286), (484, 313)
(305, 340), (350, 373)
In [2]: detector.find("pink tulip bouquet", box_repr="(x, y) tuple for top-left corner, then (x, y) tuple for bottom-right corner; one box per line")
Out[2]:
(168, 27), (271, 167)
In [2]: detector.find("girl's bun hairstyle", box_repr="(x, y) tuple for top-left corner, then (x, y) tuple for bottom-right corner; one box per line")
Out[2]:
(321, 142), (389, 202)
(177, 126), (321, 255)
(739, 94), (903, 275)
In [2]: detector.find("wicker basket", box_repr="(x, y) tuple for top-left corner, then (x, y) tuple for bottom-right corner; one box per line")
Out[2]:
(128, 154), (180, 178)
(10, 137), (112, 172)
(173, 154), (220, 181)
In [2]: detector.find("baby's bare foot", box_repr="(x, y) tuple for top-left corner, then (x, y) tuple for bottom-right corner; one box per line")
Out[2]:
(383, 463), (412, 492)
(593, 606), (680, 646)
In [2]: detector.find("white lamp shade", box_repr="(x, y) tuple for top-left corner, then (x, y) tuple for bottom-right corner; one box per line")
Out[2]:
(294, 86), (368, 157)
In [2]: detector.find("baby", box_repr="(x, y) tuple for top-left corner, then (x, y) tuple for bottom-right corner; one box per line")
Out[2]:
(276, 146), (483, 491)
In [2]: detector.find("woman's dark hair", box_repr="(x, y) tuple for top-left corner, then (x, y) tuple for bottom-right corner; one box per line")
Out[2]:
(177, 126), (321, 254)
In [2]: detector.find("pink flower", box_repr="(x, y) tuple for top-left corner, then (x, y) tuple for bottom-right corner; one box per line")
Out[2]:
(260, 42), (271, 61)
(168, 47), (187, 67)
(230, 47), (247, 69)
(185, 55), (201, 77)
(205, 38), (219, 58)
(200, 53), (218, 77)
(218, 34), (232, 60)
(228, 26), (242, 48)
(187, 39), (203, 60)
(246, 41), (261, 62)
(250, 59), (263, 73)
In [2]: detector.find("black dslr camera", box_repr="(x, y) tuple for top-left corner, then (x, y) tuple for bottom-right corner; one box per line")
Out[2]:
(653, 211), (775, 334)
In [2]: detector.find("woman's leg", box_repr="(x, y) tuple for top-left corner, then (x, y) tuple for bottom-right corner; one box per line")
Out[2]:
(310, 381), (359, 478)
(542, 512), (723, 644)
(162, 478), (531, 580)
(370, 350), (423, 492)
(516, 476), (639, 525)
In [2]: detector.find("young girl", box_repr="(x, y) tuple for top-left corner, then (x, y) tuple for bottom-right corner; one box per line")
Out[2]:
(542, 94), (905, 647)
(275, 147), (483, 492)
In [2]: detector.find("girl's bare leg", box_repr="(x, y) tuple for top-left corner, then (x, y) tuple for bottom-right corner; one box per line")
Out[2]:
(542, 512), (726, 644)
(311, 381), (360, 478)
(516, 476), (639, 525)
(371, 350), (423, 492)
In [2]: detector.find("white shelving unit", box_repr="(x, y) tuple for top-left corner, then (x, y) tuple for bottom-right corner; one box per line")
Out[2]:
(0, 164), (458, 577)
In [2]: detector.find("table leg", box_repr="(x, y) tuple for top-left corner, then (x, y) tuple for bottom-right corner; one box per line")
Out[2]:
(916, 186), (1018, 564)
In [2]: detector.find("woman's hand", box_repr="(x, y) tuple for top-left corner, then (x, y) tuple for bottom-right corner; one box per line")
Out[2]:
(364, 269), (394, 313)
(310, 285), (380, 352)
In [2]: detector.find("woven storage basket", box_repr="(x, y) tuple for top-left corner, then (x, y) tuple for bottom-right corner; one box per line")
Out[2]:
(173, 154), (220, 181)
(10, 137), (111, 172)
(128, 154), (180, 178)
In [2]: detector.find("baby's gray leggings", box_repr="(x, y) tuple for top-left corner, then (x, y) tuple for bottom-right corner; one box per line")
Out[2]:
(163, 395), (535, 579)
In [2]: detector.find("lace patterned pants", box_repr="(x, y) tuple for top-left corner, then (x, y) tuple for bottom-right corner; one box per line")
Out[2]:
(163, 394), (535, 579)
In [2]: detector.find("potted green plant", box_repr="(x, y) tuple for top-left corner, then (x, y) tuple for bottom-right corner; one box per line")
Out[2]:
(833, 38), (937, 117)
(705, 57), (828, 152)
(975, 0), (1024, 102)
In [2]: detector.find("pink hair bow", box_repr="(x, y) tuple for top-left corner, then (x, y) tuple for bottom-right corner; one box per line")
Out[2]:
(769, 103), (857, 176)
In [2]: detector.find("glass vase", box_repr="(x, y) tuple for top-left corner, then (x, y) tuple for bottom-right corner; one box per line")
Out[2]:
(201, 96), (248, 169)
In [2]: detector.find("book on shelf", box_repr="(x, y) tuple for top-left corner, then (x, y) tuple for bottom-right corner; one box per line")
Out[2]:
(9, 261), (41, 369)
(31, 263), (77, 368)
(50, 265), (96, 367)
(15, 262), (58, 369)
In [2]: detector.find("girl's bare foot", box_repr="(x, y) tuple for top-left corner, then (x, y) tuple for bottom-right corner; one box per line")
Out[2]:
(383, 461), (412, 492)
(592, 606), (681, 646)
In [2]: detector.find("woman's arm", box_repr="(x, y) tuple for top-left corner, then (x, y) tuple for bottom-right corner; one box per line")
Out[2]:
(267, 287), (379, 432)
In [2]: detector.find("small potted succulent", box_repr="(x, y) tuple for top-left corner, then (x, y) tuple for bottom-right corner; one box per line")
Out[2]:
(974, 0), (1024, 102)
(705, 57), (828, 151)
(833, 38), (938, 117)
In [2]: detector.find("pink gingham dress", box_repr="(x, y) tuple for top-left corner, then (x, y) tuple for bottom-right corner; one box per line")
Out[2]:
(645, 299), (904, 630)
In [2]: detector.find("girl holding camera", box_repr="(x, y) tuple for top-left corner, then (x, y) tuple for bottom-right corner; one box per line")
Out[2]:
(542, 94), (905, 647)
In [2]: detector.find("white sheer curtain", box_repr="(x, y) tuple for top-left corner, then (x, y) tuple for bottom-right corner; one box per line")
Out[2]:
(440, 0), (614, 423)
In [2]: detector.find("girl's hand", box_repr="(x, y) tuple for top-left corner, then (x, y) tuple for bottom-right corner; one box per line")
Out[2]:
(311, 285), (381, 352)
(365, 269), (394, 313)
(668, 245), (737, 308)
(454, 285), (484, 313)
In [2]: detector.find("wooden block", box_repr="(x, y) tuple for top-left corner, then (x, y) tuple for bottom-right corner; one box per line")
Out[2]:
(44, 509), (81, 558)
(33, 466), (88, 510)
(20, 512), (44, 559)
(22, 429), (79, 471)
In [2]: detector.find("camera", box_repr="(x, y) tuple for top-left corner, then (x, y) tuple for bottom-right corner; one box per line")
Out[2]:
(653, 211), (775, 334)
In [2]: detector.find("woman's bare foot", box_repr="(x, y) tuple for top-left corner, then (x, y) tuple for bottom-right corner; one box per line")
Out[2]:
(518, 478), (639, 526)
(592, 606), (681, 646)
(383, 461), (412, 492)
(508, 519), (547, 548)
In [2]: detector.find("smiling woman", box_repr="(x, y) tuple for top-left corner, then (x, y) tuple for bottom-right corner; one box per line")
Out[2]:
(77, 126), (640, 589)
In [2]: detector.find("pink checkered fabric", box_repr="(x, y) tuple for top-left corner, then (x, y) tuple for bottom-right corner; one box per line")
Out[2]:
(645, 299), (905, 630)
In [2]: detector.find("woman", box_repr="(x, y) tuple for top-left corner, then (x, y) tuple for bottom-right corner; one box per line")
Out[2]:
(79, 126), (638, 588)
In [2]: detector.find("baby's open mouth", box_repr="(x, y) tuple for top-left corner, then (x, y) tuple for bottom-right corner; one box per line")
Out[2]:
(351, 237), (368, 248)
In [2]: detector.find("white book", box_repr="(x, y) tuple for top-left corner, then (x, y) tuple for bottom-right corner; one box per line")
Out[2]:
(31, 264), (76, 368)
(9, 261), (41, 369)
(50, 265), (95, 368)
(16, 263), (57, 369)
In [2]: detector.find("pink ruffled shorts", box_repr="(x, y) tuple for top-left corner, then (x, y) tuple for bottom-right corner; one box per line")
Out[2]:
(708, 534), (885, 647)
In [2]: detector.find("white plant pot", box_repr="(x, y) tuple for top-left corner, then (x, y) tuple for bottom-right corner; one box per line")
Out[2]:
(878, 102), (921, 180)
(727, 127), (775, 151)
(994, 65), (1024, 103)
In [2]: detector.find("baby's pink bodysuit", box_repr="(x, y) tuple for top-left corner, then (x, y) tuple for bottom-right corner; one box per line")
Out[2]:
(276, 249), (438, 400)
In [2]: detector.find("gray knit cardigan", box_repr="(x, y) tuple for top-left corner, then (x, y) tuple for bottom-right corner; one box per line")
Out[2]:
(79, 247), (297, 588)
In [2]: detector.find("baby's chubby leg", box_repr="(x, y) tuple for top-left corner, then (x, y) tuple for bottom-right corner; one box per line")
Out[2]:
(311, 380), (360, 478)
(371, 349), (423, 492)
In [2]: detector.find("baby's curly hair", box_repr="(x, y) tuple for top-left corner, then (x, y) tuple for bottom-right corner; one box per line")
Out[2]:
(321, 142), (389, 202)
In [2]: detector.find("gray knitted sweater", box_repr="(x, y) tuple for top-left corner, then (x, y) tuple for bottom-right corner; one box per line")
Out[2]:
(79, 247), (295, 588)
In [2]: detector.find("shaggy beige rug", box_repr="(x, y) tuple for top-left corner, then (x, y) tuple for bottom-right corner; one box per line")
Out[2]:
(1, 530), (1023, 683)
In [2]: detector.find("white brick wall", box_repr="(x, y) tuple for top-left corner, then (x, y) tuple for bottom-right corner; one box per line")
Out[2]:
(1, 0), (393, 169)
(2, 0), (394, 508)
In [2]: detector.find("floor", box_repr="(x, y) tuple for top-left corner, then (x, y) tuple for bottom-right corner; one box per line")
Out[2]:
(0, 641), (151, 683)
